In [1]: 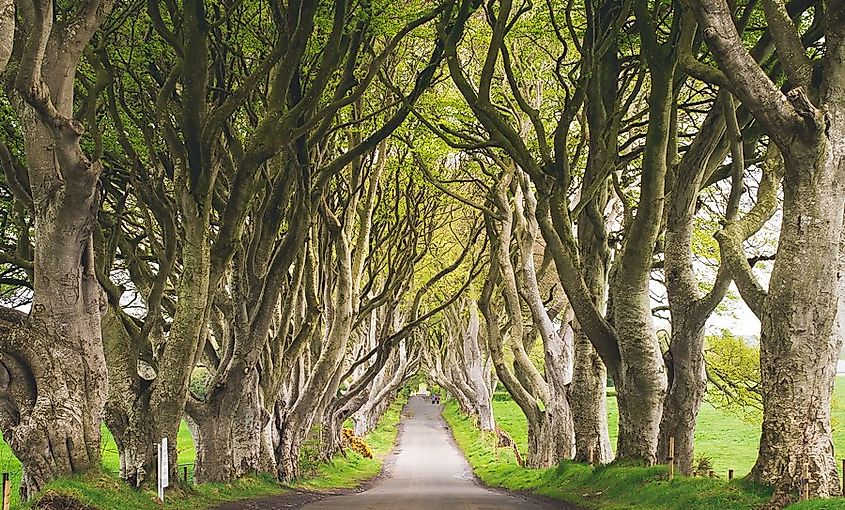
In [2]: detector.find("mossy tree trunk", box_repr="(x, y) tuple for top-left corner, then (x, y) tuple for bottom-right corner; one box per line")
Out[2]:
(688, 0), (845, 498)
(0, 0), (115, 498)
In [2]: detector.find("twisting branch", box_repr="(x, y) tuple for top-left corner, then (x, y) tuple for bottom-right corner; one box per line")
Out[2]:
(714, 144), (783, 319)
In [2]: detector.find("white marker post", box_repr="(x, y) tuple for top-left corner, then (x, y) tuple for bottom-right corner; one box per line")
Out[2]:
(158, 437), (169, 502)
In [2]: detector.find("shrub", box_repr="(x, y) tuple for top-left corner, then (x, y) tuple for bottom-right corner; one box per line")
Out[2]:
(342, 428), (373, 459)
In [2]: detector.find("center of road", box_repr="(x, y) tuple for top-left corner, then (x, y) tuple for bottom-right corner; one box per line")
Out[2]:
(301, 396), (562, 510)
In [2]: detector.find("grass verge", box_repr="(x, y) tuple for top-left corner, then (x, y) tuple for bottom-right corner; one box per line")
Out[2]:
(13, 397), (406, 510)
(494, 376), (845, 478)
(442, 400), (845, 510)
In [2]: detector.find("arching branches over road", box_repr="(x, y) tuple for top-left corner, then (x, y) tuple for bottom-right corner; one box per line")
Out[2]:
(1, 0), (843, 506)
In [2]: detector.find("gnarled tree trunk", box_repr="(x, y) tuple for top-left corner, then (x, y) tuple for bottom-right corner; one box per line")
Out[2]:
(687, 0), (845, 498)
(186, 369), (275, 482)
(570, 329), (613, 463)
(101, 308), (160, 487)
(749, 145), (845, 497)
(0, 1), (115, 498)
(461, 303), (495, 431)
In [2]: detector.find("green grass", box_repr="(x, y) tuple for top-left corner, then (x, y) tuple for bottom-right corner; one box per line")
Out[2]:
(444, 400), (776, 510)
(18, 473), (285, 510)
(447, 377), (845, 510)
(294, 399), (405, 491)
(495, 376), (845, 479)
(788, 502), (845, 510)
(0, 421), (197, 510)
(4, 397), (405, 510)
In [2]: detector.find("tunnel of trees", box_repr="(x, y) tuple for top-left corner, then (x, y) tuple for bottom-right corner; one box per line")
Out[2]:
(0, 0), (843, 508)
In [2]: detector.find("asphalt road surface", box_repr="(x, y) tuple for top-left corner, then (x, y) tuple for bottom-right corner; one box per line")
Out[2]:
(299, 396), (567, 510)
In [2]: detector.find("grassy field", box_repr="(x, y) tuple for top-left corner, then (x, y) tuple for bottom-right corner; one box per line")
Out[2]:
(0, 421), (198, 509)
(445, 399), (845, 510)
(444, 400), (775, 510)
(494, 376), (845, 478)
(1, 397), (405, 509)
(448, 376), (845, 509)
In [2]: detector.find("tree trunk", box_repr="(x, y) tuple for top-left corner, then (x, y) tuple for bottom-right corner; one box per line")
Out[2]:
(0, 0), (12, 74)
(354, 395), (394, 437)
(685, 0), (845, 498)
(0, 83), (110, 498)
(656, 319), (707, 475)
(102, 308), (160, 487)
(657, 97), (735, 474)
(275, 406), (309, 481)
(609, 300), (667, 464)
(525, 413), (558, 469)
(570, 329), (613, 464)
(319, 398), (348, 461)
(462, 303), (495, 431)
(750, 149), (845, 498)
(572, 184), (613, 463)
(605, 50), (674, 462)
(146, 231), (211, 481)
(186, 368), (275, 483)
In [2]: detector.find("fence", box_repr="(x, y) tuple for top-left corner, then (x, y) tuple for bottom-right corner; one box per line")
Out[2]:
(662, 437), (845, 501)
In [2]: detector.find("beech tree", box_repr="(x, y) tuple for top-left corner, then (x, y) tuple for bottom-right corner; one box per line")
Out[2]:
(0, 0), (116, 497)
(442, 0), (682, 463)
(424, 298), (495, 431)
(476, 159), (577, 467)
(686, 0), (845, 500)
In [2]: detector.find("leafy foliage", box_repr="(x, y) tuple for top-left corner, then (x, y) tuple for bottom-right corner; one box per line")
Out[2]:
(705, 330), (762, 424)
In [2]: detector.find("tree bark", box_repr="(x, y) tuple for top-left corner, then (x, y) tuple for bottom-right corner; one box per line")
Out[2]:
(186, 370), (274, 482)
(749, 146), (845, 498)
(151, 225), (211, 479)
(0, 1), (115, 498)
(687, 0), (845, 498)
(656, 314), (707, 474)
(0, 0), (12, 74)
(570, 328), (613, 464)
(461, 303), (495, 431)
(101, 308), (160, 487)
(605, 51), (673, 463)
(514, 174), (575, 461)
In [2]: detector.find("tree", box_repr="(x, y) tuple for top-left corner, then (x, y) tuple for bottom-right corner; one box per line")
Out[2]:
(424, 298), (495, 431)
(686, 0), (845, 499)
(444, 0), (680, 463)
(0, 0), (115, 497)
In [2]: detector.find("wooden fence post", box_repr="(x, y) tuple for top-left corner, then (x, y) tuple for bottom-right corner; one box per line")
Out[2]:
(183, 465), (189, 484)
(668, 437), (675, 481)
(802, 462), (809, 501)
(2, 472), (10, 510)
(728, 469), (734, 481)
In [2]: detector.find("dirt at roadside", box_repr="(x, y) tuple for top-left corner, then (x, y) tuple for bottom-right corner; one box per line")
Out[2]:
(211, 488), (338, 510)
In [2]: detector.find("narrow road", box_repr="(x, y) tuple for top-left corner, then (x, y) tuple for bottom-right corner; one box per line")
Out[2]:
(301, 396), (567, 510)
